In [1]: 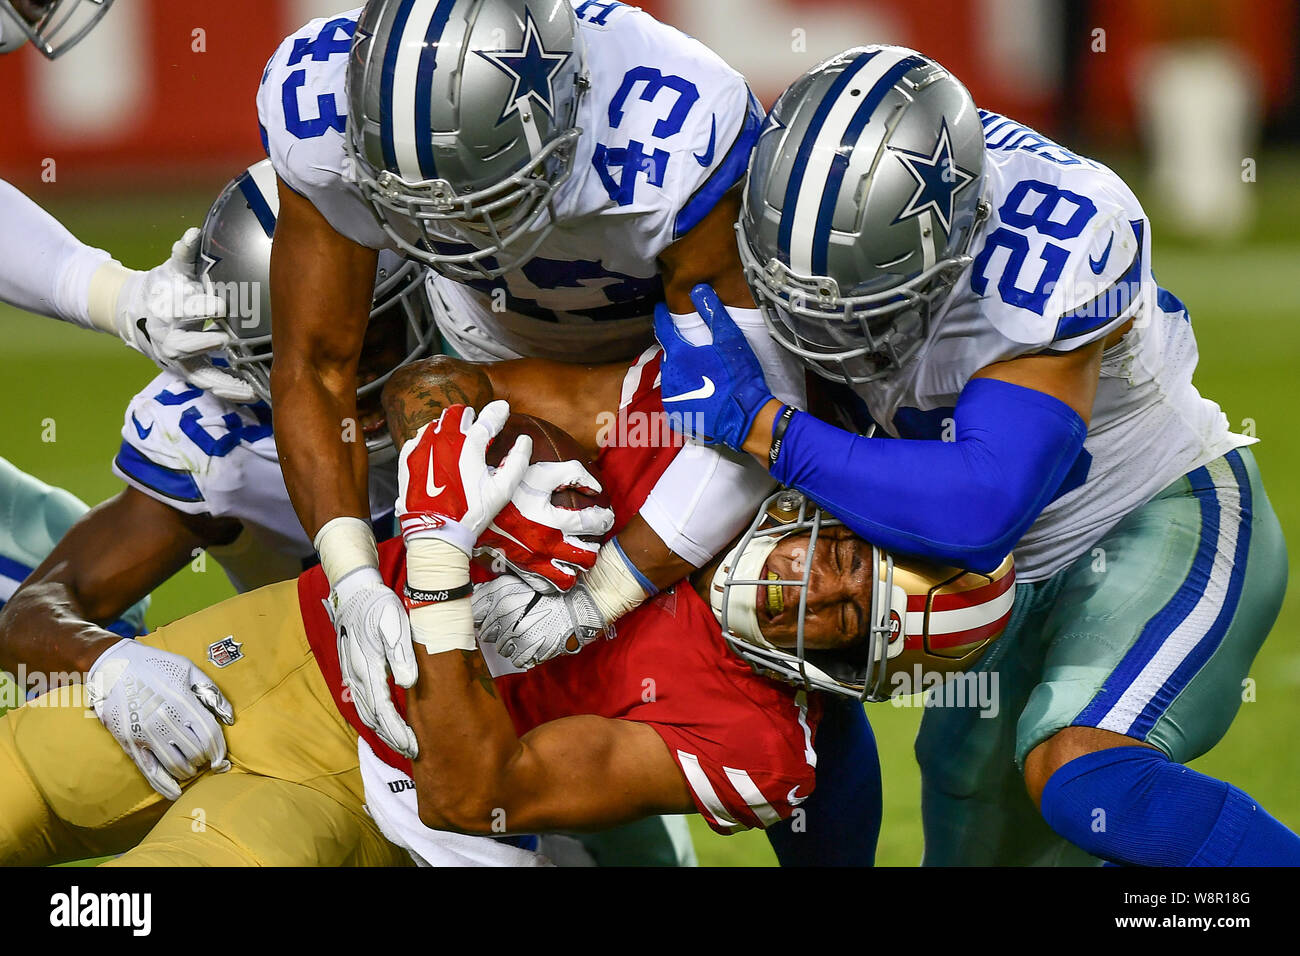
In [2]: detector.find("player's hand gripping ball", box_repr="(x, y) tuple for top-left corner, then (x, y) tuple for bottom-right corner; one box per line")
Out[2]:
(397, 401), (533, 554)
(476, 414), (615, 593)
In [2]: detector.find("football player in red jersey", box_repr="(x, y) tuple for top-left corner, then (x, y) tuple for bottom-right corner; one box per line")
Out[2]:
(0, 351), (825, 864)
(0, 345), (1010, 864)
(339, 389), (1009, 849)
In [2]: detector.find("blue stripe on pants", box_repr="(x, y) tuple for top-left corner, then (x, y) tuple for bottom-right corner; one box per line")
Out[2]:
(1130, 450), (1252, 737)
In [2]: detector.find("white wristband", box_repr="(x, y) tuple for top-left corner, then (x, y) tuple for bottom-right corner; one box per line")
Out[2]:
(584, 540), (651, 625)
(86, 260), (134, 336)
(314, 516), (380, 587)
(406, 537), (476, 655)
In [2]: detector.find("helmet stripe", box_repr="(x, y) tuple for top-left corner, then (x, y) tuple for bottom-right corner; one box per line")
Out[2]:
(776, 49), (878, 269)
(236, 160), (282, 239)
(785, 48), (917, 276)
(811, 55), (925, 276)
(413, 0), (458, 181)
(379, 0), (420, 174)
(389, 0), (447, 181)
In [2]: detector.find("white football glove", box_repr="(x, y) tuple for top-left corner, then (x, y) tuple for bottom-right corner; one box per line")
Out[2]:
(85, 638), (235, 801)
(473, 575), (609, 669)
(324, 565), (420, 759)
(114, 228), (256, 403)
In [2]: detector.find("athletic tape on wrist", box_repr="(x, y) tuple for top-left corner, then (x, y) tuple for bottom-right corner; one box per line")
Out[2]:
(86, 260), (133, 336)
(584, 538), (652, 625)
(314, 516), (380, 587)
(611, 536), (658, 596)
(406, 537), (476, 654)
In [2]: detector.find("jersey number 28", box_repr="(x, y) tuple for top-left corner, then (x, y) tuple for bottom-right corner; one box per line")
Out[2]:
(971, 179), (1098, 315)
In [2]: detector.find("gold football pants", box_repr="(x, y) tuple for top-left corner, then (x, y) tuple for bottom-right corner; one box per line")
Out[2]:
(0, 580), (408, 867)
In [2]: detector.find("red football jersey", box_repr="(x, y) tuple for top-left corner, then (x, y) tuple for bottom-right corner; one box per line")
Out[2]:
(299, 349), (822, 833)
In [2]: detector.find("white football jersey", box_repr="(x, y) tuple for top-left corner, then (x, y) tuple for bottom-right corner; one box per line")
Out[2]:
(257, 1), (760, 362)
(847, 111), (1252, 581)
(112, 372), (399, 593)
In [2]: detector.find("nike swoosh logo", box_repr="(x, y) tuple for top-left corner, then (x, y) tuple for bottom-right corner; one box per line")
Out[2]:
(135, 317), (153, 345)
(787, 785), (807, 807)
(425, 449), (446, 498)
(662, 376), (715, 403)
(694, 116), (718, 167)
(486, 521), (528, 550)
(1089, 234), (1114, 275)
(131, 413), (153, 440)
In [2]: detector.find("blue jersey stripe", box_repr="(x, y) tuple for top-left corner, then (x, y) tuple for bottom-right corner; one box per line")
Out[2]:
(413, 0), (455, 181)
(379, 0), (420, 173)
(1156, 285), (1190, 323)
(1076, 464), (1221, 727)
(1055, 219), (1144, 342)
(1128, 450), (1253, 737)
(115, 443), (205, 504)
(811, 55), (923, 276)
(0, 556), (143, 637)
(0, 553), (34, 590)
(673, 90), (764, 240)
(776, 50), (879, 265)
(237, 171), (279, 238)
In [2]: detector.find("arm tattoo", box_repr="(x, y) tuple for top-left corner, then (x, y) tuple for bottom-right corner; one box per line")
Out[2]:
(459, 649), (498, 699)
(382, 357), (495, 447)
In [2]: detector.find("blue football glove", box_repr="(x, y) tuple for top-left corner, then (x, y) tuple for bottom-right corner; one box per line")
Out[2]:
(653, 284), (776, 450)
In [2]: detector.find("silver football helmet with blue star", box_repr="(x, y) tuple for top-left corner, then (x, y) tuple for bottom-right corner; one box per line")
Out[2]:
(0, 0), (113, 58)
(738, 46), (989, 385)
(197, 160), (438, 458)
(346, 0), (588, 281)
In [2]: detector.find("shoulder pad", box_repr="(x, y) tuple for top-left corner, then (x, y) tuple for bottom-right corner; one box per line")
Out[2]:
(113, 373), (274, 514)
(580, 9), (759, 243)
(970, 154), (1149, 352)
(256, 10), (390, 249)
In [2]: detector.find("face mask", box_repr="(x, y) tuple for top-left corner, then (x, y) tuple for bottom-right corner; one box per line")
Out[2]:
(0, 5), (30, 53)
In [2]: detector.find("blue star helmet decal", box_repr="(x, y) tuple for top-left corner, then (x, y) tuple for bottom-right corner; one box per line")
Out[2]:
(888, 118), (977, 234)
(476, 8), (573, 125)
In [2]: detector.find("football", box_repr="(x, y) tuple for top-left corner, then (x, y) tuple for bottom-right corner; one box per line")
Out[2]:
(485, 412), (611, 521)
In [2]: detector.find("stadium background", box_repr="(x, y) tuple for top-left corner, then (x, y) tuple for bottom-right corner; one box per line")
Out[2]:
(1, 0), (1297, 866)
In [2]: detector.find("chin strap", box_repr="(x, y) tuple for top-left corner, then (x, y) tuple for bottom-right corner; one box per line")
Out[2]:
(709, 530), (788, 649)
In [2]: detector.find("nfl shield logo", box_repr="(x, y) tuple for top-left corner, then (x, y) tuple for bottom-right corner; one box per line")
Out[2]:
(207, 636), (244, 668)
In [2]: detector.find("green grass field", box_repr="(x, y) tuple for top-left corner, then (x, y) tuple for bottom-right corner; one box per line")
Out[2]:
(2, 155), (1298, 866)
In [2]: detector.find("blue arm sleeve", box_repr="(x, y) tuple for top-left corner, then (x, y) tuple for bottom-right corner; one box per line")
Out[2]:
(770, 378), (1088, 572)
